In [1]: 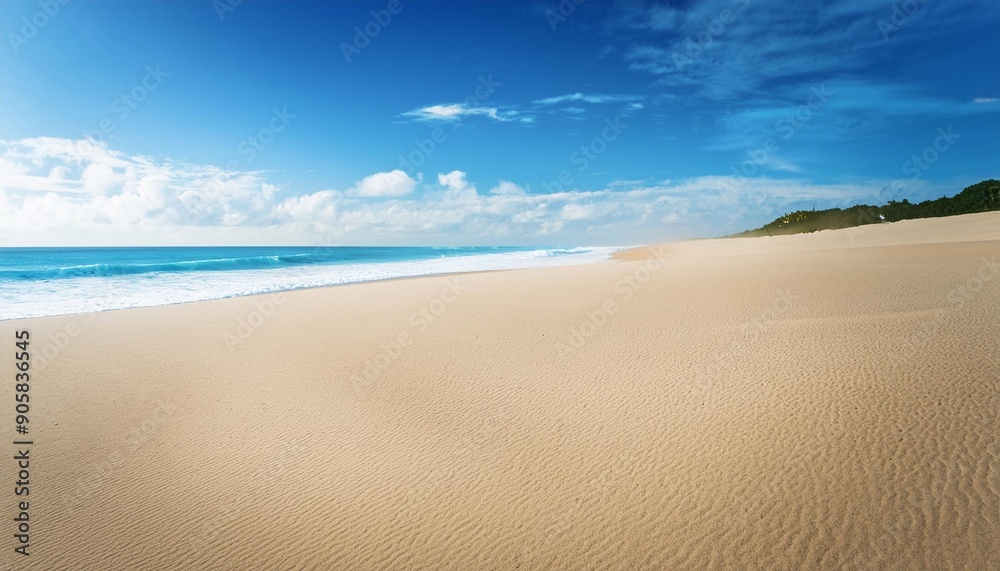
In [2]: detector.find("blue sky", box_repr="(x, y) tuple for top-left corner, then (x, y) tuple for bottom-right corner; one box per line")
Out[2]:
(0, 0), (998, 246)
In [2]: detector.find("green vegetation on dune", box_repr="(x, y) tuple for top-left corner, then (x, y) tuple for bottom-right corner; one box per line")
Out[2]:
(731, 179), (1000, 238)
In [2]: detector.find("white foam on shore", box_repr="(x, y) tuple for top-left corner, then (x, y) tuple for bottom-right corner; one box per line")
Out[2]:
(0, 247), (622, 320)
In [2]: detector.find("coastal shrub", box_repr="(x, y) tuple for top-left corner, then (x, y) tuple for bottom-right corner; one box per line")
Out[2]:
(731, 179), (1000, 237)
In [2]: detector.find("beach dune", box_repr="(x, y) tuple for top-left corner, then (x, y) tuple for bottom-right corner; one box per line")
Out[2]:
(3, 212), (998, 570)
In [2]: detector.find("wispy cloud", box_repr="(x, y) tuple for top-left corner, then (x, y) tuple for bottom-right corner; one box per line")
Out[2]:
(758, 156), (801, 173)
(533, 93), (643, 105)
(973, 97), (998, 104)
(402, 103), (525, 123)
(404, 93), (643, 125)
(709, 80), (996, 152)
(613, 0), (996, 102)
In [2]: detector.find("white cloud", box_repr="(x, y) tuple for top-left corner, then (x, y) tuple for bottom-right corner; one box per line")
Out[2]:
(272, 189), (339, 221)
(437, 170), (470, 192)
(489, 180), (526, 195)
(348, 169), (419, 198)
(754, 155), (802, 173)
(81, 163), (126, 194)
(533, 93), (642, 105)
(403, 103), (517, 122)
(405, 95), (644, 125)
(0, 137), (280, 237)
(561, 203), (596, 220)
(511, 204), (547, 224)
(0, 137), (908, 246)
(0, 173), (83, 194)
(615, 1), (994, 103)
(973, 97), (998, 103)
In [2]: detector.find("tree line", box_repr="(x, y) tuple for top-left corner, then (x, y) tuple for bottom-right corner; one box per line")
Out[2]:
(730, 179), (1000, 238)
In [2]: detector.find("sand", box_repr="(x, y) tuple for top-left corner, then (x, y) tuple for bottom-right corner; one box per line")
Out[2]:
(1, 211), (998, 570)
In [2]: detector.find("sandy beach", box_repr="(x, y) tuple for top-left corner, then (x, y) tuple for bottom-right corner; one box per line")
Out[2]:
(2, 211), (998, 570)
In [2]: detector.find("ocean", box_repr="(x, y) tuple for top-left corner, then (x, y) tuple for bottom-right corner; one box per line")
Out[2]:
(0, 246), (620, 320)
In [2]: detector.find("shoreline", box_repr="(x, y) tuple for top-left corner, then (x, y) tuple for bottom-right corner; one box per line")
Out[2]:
(0, 246), (624, 323)
(9, 211), (997, 323)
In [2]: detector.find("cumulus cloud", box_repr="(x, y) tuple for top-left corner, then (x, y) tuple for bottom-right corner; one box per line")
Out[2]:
(271, 189), (339, 221)
(0, 137), (907, 246)
(348, 169), (419, 197)
(0, 137), (278, 235)
(489, 181), (526, 195)
(437, 170), (470, 192)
